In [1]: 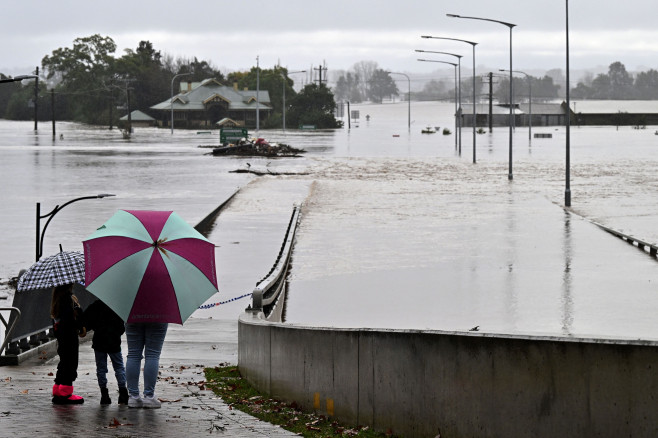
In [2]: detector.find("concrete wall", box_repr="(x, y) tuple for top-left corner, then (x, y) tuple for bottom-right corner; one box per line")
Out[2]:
(239, 312), (658, 438)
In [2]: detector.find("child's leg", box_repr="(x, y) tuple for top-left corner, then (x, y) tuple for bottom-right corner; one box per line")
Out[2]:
(94, 350), (109, 388)
(108, 350), (127, 388)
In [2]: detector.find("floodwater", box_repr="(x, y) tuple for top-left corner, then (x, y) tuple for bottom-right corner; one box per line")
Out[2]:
(2, 100), (658, 340)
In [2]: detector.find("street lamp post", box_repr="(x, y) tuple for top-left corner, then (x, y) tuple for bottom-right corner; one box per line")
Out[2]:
(256, 56), (260, 132)
(500, 69), (532, 141)
(422, 35), (477, 163)
(417, 59), (458, 148)
(36, 194), (116, 261)
(282, 70), (306, 131)
(447, 13), (516, 179)
(387, 72), (411, 131)
(171, 72), (192, 134)
(416, 50), (463, 152)
(565, 0), (571, 207)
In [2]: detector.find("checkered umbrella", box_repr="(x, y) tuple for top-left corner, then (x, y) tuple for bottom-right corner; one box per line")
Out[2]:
(16, 250), (86, 292)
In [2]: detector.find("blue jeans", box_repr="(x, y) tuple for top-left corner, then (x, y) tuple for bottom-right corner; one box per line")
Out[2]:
(125, 323), (168, 398)
(94, 350), (127, 388)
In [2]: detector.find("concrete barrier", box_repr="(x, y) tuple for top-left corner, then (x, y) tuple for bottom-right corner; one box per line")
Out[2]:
(239, 313), (658, 437)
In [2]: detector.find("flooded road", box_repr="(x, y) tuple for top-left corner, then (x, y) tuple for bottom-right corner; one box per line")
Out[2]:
(2, 101), (658, 339)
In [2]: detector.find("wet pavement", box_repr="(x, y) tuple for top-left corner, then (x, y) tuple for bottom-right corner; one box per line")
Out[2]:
(0, 318), (298, 437)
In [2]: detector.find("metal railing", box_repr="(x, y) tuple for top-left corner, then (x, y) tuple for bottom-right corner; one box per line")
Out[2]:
(0, 307), (21, 356)
(592, 221), (658, 257)
(249, 205), (301, 321)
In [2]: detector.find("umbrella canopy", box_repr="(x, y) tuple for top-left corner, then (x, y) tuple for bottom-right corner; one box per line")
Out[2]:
(83, 210), (218, 324)
(17, 250), (86, 292)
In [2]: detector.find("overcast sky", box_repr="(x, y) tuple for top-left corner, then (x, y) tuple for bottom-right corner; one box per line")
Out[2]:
(3, 0), (658, 82)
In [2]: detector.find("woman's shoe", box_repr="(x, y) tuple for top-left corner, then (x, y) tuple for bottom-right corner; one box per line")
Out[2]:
(127, 395), (143, 408)
(141, 395), (161, 409)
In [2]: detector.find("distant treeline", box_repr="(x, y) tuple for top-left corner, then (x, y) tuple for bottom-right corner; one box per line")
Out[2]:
(0, 34), (340, 129)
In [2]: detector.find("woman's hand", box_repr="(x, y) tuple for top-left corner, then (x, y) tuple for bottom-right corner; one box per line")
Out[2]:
(79, 327), (87, 338)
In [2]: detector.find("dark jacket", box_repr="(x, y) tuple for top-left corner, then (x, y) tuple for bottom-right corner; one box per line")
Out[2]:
(52, 293), (84, 337)
(82, 300), (125, 353)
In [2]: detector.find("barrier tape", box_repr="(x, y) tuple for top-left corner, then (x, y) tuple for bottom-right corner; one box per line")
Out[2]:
(197, 293), (252, 309)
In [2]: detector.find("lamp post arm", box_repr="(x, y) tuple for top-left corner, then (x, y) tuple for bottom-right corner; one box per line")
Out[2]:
(446, 14), (516, 29)
(0, 75), (39, 84)
(36, 194), (116, 261)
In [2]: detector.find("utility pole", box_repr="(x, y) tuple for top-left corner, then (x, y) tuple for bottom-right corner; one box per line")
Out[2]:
(34, 67), (39, 131)
(488, 72), (493, 132)
(109, 92), (113, 130)
(126, 87), (132, 134)
(314, 63), (327, 86)
(51, 89), (55, 139)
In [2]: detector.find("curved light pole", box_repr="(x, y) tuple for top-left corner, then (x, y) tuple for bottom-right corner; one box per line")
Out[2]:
(447, 13), (516, 179)
(416, 49), (463, 152)
(282, 70), (306, 131)
(171, 72), (192, 134)
(500, 69), (532, 141)
(417, 59), (458, 149)
(422, 35), (477, 163)
(36, 194), (116, 261)
(387, 72), (411, 131)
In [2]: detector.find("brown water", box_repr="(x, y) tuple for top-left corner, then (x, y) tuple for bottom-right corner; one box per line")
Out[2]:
(2, 101), (658, 339)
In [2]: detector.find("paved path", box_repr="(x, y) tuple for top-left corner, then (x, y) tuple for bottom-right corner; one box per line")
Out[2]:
(0, 318), (298, 437)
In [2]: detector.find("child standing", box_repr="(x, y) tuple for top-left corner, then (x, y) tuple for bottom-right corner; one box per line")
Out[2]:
(50, 283), (86, 405)
(83, 299), (128, 405)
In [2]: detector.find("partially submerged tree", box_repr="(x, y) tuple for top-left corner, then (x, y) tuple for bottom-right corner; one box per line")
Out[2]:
(368, 69), (398, 103)
(287, 84), (341, 129)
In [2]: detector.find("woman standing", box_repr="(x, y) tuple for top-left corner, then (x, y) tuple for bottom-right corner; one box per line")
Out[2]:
(125, 323), (168, 408)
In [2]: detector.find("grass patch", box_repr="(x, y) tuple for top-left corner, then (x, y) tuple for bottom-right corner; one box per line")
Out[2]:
(205, 364), (400, 437)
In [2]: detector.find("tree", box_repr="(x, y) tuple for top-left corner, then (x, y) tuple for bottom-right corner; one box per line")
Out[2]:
(352, 60), (378, 101)
(367, 69), (398, 103)
(413, 79), (447, 101)
(287, 84), (341, 129)
(333, 72), (363, 103)
(41, 34), (117, 123)
(590, 73), (611, 99)
(115, 41), (170, 114)
(608, 62), (634, 99)
(634, 69), (658, 100)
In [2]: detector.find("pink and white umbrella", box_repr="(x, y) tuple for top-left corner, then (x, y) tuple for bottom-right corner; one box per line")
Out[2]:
(83, 210), (218, 324)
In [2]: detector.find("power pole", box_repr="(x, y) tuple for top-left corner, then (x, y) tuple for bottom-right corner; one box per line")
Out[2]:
(34, 66), (39, 131)
(51, 89), (55, 139)
(488, 72), (493, 133)
(126, 87), (132, 133)
(314, 63), (327, 86)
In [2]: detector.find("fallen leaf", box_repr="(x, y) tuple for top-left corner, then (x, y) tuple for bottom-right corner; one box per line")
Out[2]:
(107, 417), (133, 428)
(47, 372), (54, 376)
(19, 390), (28, 394)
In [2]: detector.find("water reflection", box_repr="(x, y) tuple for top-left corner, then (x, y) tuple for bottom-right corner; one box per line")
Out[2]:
(561, 210), (574, 335)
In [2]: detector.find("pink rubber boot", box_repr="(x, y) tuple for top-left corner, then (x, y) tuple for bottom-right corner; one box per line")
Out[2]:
(52, 384), (84, 405)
